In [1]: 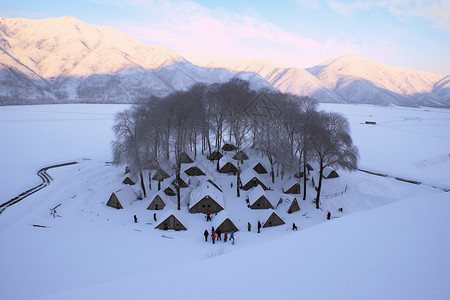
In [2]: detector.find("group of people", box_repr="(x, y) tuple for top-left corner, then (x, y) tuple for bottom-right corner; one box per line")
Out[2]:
(204, 226), (235, 244)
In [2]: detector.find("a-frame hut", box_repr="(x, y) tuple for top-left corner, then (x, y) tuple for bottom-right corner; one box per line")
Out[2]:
(184, 165), (206, 176)
(248, 185), (273, 209)
(189, 182), (224, 214)
(283, 179), (301, 194)
(171, 173), (189, 188)
(253, 162), (268, 174)
(147, 191), (168, 210)
(163, 186), (177, 196)
(152, 167), (170, 181)
(287, 198), (300, 214)
(222, 142), (237, 152)
(208, 150), (223, 161)
(218, 157), (238, 174)
(262, 211), (285, 228)
(323, 166), (339, 179)
(233, 150), (249, 161)
(122, 176), (135, 185)
(214, 213), (239, 233)
(155, 213), (187, 231)
(240, 168), (269, 191)
(106, 186), (137, 209)
(180, 151), (194, 164)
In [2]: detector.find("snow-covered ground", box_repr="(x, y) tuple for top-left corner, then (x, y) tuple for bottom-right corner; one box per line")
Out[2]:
(0, 104), (449, 300)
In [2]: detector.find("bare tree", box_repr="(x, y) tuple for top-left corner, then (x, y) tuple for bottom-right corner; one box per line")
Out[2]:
(309, 111), (359, 209)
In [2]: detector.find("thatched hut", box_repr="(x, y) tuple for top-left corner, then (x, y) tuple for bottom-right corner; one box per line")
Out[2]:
(189, 182), (224, 214)
(283, 179), (301, 194)
(248, 185), (273, 209)
(106, 186), (137, 209)
(287, 198), (300, 214)
(240, 168), (269, 191)
(155, 213), (187, 231)
(262, 211), (285, 228)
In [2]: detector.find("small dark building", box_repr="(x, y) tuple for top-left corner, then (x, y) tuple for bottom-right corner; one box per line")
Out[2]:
(189, 182), (224, 214)
(253, 163), (268, 174)
(248, 186), (273, 209)
(222, 142), (237, 151)
(233, 150), (249, 161)
(155, 214), (187, 231)
(122, 176), (135, 185)
(216, 218), (239, 233)
(147, 193), (167, 210)
(171, 175), (189, 188)
(240, 169), (269, 191)
(262, 212), (285, 228)
(283, 179), (301, 194)
(323, 167), (339, 179)
(208, 150), (223, 161)
(287, 198), (300, 214)
(106, 187), (136, 210)
(106, 193), (123, 209)
(152, 167), (170, 181)
(219, 160), (238, 174)
(163, 186), (177, 196)
(184, 166), (206, 176)
(180, 151), (194, 163)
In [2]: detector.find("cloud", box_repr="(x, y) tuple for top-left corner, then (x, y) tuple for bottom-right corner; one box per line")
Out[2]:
(329, 1), (372, 17)
(114, 0), (398, 68)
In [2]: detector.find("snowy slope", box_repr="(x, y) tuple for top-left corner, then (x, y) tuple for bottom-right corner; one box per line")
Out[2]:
(0, 104), (449, 299)
(307, 55), (450, 107)
(0, 17), (271, 104)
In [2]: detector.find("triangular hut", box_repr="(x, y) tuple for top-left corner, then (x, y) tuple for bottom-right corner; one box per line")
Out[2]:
(287, 198), (300, 214)
(222, 142), (237, 151)
(262, 211), (285, 228)
(248, 185), (273, 209)
(152, 167), (170, 181)
(106, 186), (137, 209)
(208, 150), (223, 161)
(240, 168), (269, 191)
(323, 166), (339, 179)
(155, 213), (187, 231)
(180, 151), (194, 164)
(122, 176), (135, 185)
(147, 191), (168, 210)
(283, 179), (301, 194)
(184, 165), (206, 176)
(189, 182), (224, 214)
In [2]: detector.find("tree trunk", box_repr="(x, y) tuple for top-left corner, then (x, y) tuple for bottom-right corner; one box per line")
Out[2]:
(236, 171), (240, 197)
(140, 171), (147, 198)
(302, 162), (307, 200)
(158, 180), (161, 191)
(315, 159), (324, 209)
(176, 169), (181, 210)
(148, 172), (152, 191)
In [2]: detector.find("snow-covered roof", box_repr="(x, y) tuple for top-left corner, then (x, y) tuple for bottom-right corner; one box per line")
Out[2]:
(283, 178), (300, 190)
(156, 210), (188, 228)
(248, 185), (267, 206)
(149, 190), (175, 208)
(240, 168), (261, 185)
(189, 181), (225, 209)
(323, 166), (337, 178)
(113, 186), (137, 205)
(219, 154), (238, 169)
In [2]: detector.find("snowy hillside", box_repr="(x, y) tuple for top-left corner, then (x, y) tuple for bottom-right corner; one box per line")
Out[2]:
(0, 17), (271, 104)
(204, 56), (450, 107)
(0, 104), (449, 299)
(307, 55), (450, 107)
(202, 58), (340, 103)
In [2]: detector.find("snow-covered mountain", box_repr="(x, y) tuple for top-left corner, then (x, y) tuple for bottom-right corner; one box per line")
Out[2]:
(1, 16), (449, 107)
(204, 56), (450, 107)
(0, 16), (271, 104)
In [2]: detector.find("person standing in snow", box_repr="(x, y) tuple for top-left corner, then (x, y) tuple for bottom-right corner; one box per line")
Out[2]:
(212, 232), (216, 244)
(224, 232), (228, 242)
(247, 222), (251, 232)
(327, 211), (331, 220)
(153, 213), (157, 222)
(292, 223), (298, 230)
(134, 215), (138, 223)
(230, 230), (235, 244)
(204, 229), (209, 242)
(206, 210), (211, 221)
(216, 228), (222, 241)
(257, 221), (261, 233)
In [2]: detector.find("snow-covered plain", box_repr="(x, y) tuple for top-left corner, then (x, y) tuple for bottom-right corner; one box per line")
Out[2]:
(0, 104), (449, 300)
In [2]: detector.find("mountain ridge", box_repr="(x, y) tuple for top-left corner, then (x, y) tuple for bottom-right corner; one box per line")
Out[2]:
(0, 16), (449, 107)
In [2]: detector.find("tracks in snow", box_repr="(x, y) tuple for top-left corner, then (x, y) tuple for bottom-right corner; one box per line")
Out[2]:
(0, 161), (78, 214)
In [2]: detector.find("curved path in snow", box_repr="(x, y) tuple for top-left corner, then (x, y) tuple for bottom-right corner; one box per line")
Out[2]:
(0, 161), (78, 214)
(358, 168), (450, 192)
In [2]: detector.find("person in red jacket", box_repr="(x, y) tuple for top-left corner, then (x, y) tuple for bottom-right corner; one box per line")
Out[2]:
(224, 232), (228, 242)
(211, 232), (216, 244)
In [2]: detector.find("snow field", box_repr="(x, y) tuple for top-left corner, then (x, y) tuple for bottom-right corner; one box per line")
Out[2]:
(0, 103), (449, 299)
